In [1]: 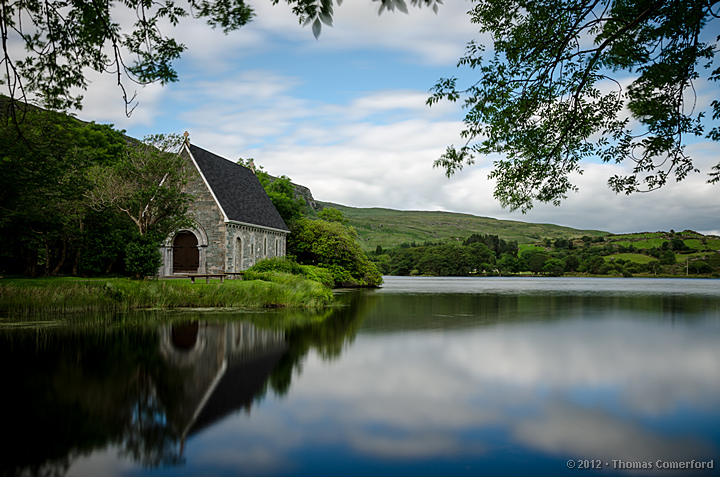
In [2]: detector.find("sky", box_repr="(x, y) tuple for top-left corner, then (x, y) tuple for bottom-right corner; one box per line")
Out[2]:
(68, 1), (719, 235)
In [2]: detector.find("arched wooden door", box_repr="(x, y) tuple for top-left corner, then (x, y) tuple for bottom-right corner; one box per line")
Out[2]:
(173, 232), (199, 273)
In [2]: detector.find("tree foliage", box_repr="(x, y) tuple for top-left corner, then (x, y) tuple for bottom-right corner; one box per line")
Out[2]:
(318, 207), (348, 223)
(289, 218), (383, 287)
(0, 107), (131, 275)
(1, 0), (440, 119)
(85, 134), (195, 238)
(237, 158), (305, 225)
(429, 0), (720, 212)
(262, 176), (305, 225)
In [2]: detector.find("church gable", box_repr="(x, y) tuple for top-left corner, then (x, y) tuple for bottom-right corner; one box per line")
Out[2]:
(159, 140), (289, 277)
(186, 143), (289, 232)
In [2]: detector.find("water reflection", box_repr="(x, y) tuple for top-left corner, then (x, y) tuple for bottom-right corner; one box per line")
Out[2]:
(0, 301), (367, 477)
(159, 321), (287, 440)
(2, 278), (719, 476)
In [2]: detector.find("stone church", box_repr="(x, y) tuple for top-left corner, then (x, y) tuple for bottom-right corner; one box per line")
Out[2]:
(158, 138), (289, 277)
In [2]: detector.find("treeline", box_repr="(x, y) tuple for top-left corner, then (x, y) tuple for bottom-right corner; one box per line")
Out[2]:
(368, 232), (720, 277)
(370, 234), (518, 276)
(2, 109), (132, 276)
(1, 105), (194, 278)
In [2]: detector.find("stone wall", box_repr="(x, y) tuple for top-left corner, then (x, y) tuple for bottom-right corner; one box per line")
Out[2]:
(159, 151), (226, 277)
(225, 224), (287, 271)
(185, 158), (226, 273)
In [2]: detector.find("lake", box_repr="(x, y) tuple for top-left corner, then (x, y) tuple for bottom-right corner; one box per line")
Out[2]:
(1, 276), (719, 476)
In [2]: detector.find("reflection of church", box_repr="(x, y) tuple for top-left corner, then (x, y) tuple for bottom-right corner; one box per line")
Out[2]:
(159, 321), (287, 439)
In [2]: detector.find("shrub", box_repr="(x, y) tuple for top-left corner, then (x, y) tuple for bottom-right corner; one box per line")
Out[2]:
(299, 265), (334, 288)
(598, 263), (615, 275)
(124, 237), (162, 279)
(248, 257), (304, 275)
(247, 257), (336, 288)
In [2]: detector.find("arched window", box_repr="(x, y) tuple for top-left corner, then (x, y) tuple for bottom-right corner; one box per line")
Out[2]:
(250, 236), (255, 266)
(235, 237), (243, 272)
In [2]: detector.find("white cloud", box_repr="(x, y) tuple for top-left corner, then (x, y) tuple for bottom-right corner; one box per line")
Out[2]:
(8, 0), (716, 234)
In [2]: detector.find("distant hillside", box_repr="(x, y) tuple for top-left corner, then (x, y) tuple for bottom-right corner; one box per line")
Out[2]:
(317, 202), (606, 251)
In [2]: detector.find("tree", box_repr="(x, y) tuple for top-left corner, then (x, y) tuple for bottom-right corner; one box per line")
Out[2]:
(85, 134), (194, 238)
(417, 242), (475, 276)
(564, 254), (581, 272)
(542, 258), (566, 277)
(1, 0), (440, 120)
(318, 207), (348, 223)
(429, 0), (720, 212)
(498, 253), (524, 273)
(262, 175), (305, 224)
(239, 159), (305, 225)
(83, 133), (196, 278)
(660, 250), (677, 265)
(0, 107), (129, 275)
(522, 250), (552, 273)
(288, 218), (382, 287)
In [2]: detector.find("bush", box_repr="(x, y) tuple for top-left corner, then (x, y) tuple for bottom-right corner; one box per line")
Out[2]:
(660, 250), (677, 265)
(598, 263), (615, 275)
(124, 237), (162, 279)
(247, 257), (335, 288)
(248, 256), (304, 275)
(299, 265), (334, 288)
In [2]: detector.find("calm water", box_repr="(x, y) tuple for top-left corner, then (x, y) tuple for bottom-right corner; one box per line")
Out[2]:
(2, 277), (719, 477)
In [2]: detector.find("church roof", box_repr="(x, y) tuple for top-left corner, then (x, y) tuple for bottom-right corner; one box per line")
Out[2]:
(186, 143), (289, 232)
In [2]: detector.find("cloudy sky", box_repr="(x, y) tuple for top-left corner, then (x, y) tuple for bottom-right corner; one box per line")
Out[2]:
(71, 1), (719, 235)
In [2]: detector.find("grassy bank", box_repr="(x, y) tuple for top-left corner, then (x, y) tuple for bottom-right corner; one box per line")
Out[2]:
(0, 273), (333, 315)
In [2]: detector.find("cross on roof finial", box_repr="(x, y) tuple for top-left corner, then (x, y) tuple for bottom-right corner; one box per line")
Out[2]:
(183, 131), (190, 141)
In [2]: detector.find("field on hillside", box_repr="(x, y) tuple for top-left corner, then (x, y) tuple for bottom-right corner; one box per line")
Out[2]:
(319, 202), (606, 251)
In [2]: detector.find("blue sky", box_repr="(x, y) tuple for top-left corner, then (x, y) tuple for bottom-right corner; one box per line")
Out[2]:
(70, 1), (719, 235)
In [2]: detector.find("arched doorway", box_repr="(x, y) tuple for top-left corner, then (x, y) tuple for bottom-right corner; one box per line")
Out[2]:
(173, 232), (199, 273)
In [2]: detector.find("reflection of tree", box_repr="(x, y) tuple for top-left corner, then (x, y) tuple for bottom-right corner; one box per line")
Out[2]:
(356, 291), (720, 332)
(0, 323), (186, 476)
(0, 299), (376, 476)
(120, 369), (183, 468)
(269, 290), (377, 397)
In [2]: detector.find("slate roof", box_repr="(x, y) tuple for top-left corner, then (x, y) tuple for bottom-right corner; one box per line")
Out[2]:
(187, 143), (289, 232)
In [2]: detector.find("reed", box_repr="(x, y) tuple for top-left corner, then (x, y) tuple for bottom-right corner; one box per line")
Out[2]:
(0, 274), (333, 316)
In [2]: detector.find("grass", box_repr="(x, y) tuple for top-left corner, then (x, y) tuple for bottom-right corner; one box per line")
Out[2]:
(320, 201), (606, 251)
(0, 274), (333, 316)
(519, 244), (547, 253)
(707, 238), (720, 249)
(605, 253), (657, 264)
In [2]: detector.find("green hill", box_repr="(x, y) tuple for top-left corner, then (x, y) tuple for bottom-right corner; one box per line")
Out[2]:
(317, 202), (606, 251)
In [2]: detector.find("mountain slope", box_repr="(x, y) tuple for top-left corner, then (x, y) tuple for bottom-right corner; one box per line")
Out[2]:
(317, 202), (606, 251)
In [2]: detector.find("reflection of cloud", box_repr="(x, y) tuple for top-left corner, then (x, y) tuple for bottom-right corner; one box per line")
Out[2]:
(66, 446), (136, 476)
(187, 411), (304, 474)
(275, 319), (720, 462)
(347, 432), (461, 459)
(514, 404), (714, 473)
